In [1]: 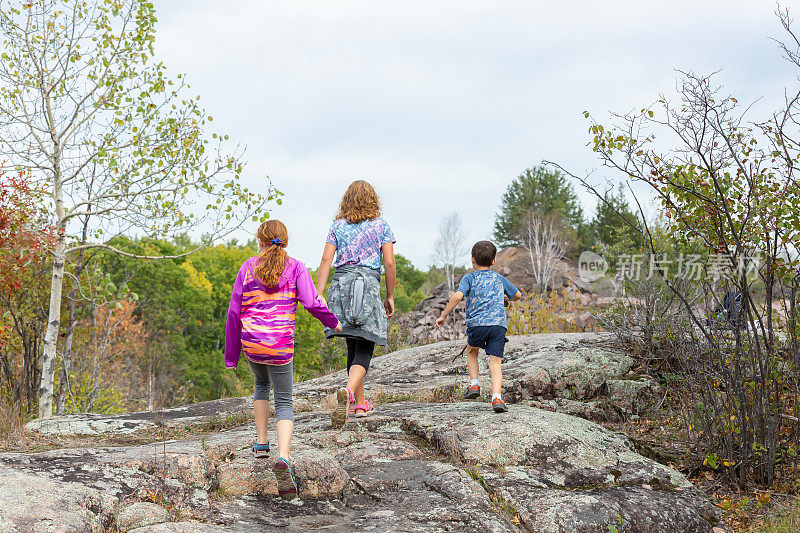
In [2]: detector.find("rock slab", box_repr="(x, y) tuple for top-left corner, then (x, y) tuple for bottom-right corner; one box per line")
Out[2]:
(11, 334), (724, 532)
(6, 401), (724, 532)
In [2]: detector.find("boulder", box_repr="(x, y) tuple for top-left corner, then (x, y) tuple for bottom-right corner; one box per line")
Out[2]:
(117, 502), (170, 532)
(392, 402), (722, 533)
(2, 398), (725, 532)
(0, 464), (112, 532)
(605, 377), (664, 416)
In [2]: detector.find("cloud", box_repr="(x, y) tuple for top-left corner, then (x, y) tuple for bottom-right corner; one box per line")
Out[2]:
(154, 0), (792, 266)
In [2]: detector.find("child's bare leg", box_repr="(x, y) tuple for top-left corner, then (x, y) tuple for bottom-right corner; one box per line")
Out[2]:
(353, 376), (366, 405)
(488, 355), (503, 397)
(347, 365), (367, 403)
(466, 346), (480, 381)
(254, 400), (270, 445)
(346, 339), (373, 405)
(276, 419), (294, 459)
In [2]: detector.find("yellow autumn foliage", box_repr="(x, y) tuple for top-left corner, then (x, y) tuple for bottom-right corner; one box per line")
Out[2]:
(506, 288), (592, 335)
(180, 260), (213, 296)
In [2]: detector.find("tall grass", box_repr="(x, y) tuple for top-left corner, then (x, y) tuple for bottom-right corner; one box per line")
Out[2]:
(0, 397), (25, 445)
(745, 499), (800, 533)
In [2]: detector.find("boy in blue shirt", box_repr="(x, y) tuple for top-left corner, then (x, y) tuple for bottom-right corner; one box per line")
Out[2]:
(435, 240), (521, 412)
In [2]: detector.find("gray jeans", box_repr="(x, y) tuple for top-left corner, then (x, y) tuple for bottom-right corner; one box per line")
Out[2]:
(247, 359), (294, 422)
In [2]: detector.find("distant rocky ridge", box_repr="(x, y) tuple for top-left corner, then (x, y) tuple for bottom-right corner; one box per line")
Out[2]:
(8, 333), (727, 532)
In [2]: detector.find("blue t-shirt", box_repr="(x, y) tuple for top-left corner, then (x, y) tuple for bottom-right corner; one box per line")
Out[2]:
(457, 269), (519, 329)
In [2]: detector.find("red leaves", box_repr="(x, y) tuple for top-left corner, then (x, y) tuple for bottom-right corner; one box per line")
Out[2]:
(0, 171), (58, 294)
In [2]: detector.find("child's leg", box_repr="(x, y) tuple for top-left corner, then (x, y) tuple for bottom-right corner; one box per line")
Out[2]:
(485, 327), (508, 401)
(270, 361), (295, 459)
(248, 360), (271, 445)
(466, 346), (480, 382)
(347, 365), (367, 404)
(254, 400), (270, 444)
(344, 338), (359, 401)
(347, 338), (374, 405)
(488, 355), (503, 397)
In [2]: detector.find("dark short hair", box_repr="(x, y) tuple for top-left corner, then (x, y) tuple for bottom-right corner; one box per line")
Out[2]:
(471, 240), (497, 267)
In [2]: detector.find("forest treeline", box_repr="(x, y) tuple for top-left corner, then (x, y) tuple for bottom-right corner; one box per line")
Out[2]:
(1, 228), (446, 415)
(1, 161), (640, 418)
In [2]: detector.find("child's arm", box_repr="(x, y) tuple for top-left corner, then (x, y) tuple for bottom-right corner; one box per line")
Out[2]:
(382, 242), (396, 318)
(297, 261), (342, 331)
(315, 242), (336, 300)
(501, 275), (523, 304)
(436, 291), (464, 329)
(224, 267), (245, 368)
(506, 291), (522, 303)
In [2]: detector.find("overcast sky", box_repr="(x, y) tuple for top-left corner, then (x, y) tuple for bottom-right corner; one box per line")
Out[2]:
(154, 1), (793, 268)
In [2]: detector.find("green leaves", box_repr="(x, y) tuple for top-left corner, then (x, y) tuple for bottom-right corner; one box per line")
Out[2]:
(493, 165), (585, 248)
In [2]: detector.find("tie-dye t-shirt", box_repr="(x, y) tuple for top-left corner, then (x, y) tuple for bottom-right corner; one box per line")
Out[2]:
(326, 217), (395, 271)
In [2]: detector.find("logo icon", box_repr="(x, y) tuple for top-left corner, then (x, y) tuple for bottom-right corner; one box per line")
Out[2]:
(578, 251), (608, 282)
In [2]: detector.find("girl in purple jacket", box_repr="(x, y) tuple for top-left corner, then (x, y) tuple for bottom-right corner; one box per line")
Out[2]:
(225, 220), (341, 499)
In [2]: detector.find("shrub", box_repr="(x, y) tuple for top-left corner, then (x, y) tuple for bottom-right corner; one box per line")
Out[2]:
(506, 287), (591, 335)
(599, 274), (693, 370)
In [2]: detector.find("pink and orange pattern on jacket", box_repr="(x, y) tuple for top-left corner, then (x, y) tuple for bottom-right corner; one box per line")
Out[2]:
(225, 256), (339, 367)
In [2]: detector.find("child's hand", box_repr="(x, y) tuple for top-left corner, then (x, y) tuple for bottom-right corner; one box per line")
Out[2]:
(383, 297), (395, 319)
(435, 315), (445, 329)
(334, 321), (343, 333)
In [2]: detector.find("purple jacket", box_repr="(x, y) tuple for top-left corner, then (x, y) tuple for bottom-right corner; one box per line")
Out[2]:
(224, 256), (339, 367)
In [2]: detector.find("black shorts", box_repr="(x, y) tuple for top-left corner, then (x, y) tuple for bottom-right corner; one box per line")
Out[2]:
(466, 325), (508, 360)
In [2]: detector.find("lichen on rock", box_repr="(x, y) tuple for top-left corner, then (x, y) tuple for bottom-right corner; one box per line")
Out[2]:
(7, 334), (726, 532)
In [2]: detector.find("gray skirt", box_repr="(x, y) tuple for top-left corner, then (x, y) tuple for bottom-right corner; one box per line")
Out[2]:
(324, 265), (387, 346)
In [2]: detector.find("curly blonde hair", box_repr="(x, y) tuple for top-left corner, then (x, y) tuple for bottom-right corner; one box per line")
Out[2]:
(335, 180), (381, 224)
(253, 220), (289, 286)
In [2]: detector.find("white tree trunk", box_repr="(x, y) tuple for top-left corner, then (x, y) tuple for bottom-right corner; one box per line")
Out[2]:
(39, 238), (66, 418)
(39, 149), (65, 419)
(433, 212), (466, 291)
(522, 212), (566, 292)
(55, 294), (77, 415)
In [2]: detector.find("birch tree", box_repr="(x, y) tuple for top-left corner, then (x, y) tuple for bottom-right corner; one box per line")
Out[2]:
(432, 212), (466, 290)
(520, 210), (567, 291)
(0, 1), (274, 418)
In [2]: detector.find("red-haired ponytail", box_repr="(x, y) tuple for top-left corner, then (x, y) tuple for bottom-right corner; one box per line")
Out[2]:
(253, 220), (289, 286)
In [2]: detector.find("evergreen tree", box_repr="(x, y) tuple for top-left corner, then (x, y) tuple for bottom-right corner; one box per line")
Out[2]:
(591, 186), (643, 248)
(493, 166), (584, 247)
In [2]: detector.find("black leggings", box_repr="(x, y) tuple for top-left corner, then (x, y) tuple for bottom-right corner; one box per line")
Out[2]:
(346, 338), (375, 374)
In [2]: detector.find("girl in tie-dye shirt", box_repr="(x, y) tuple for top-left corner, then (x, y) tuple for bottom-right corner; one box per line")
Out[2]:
(316, 180), (397, 429)
(225, 219), (340, 499)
